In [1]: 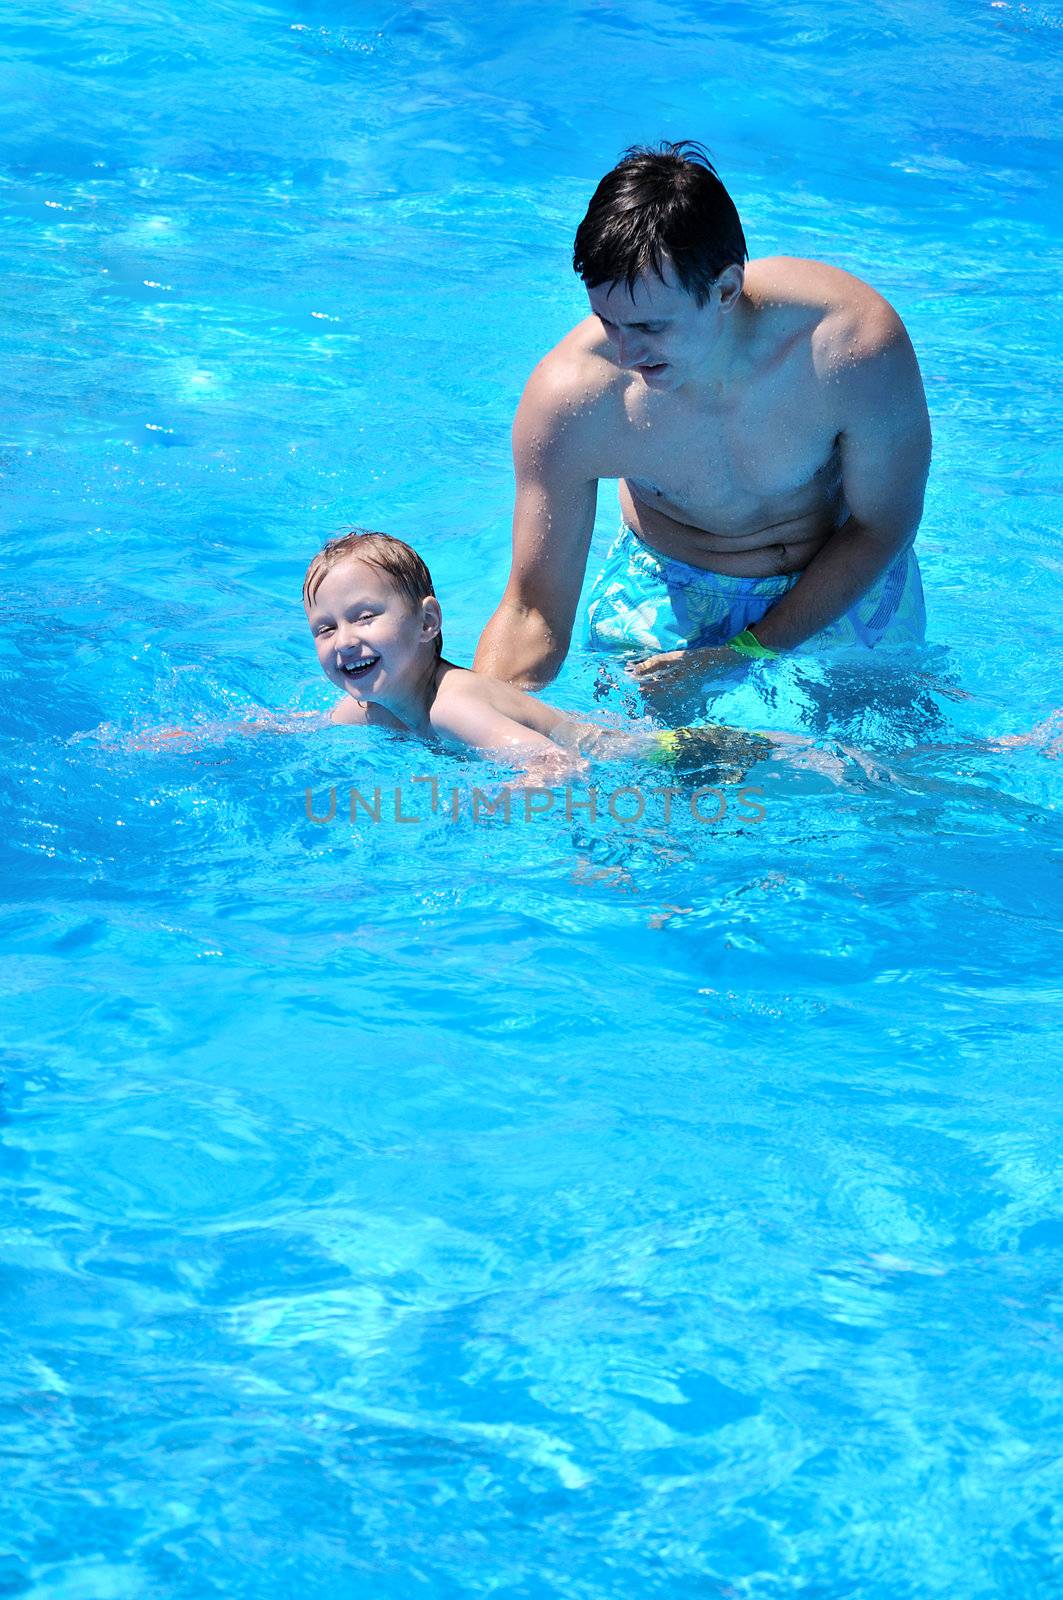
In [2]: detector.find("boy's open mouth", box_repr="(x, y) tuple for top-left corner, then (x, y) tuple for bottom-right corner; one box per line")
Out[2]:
(341, 654), (380, 678)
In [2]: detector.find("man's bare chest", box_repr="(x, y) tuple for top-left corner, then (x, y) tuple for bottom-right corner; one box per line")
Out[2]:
(620, 369), (838, 523)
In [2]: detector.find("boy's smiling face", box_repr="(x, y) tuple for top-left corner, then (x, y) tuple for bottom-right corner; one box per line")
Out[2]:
(305, 554), (441, 705)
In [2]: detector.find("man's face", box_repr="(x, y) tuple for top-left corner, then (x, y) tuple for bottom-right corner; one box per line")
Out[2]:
(305, 556), (439, 703)
(586, 258), (743, 391)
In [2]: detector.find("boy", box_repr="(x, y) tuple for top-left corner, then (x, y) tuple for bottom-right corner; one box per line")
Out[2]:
(303, 527), (821, 784)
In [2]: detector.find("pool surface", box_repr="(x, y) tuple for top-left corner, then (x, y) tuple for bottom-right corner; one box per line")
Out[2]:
(3, 1), (1063, 1595)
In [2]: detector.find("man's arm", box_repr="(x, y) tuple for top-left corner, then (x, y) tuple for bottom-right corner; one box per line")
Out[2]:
(750, 312), (932, 652)
(473, 362), (599, 688)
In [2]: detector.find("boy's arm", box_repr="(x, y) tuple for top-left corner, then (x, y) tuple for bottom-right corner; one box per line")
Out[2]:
(129, 709), (331, 749)
(433, 694), (588, 781)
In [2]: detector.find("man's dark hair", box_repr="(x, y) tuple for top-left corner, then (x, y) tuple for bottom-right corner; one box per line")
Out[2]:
(573, 140), (748, 308)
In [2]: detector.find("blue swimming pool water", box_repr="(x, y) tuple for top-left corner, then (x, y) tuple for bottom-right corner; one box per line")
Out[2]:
(3, 1), (1063, 1595)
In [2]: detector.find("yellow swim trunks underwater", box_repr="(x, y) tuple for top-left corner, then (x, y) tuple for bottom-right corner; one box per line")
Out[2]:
(643, 724), (778, 782)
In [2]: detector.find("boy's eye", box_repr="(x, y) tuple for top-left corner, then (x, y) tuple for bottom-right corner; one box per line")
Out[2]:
(358, 612), (376, 622)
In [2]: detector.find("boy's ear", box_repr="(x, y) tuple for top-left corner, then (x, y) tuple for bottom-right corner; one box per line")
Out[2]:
(421, 595), (443, 641)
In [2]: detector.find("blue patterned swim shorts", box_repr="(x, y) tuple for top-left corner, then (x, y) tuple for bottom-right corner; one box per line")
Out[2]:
(585, 521), (926, 656)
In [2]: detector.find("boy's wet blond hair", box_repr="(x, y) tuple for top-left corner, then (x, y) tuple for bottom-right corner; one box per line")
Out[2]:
(303, 528), (443, 659)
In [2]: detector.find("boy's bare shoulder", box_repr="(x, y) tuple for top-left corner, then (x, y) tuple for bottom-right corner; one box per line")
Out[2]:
(330, 698), (407, 729)
(430, 663), (564, 737)
(430, 664), (504, 721)
(330, 696), (368, 725)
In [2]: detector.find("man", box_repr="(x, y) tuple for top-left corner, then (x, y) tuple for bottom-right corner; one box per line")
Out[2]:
(473, 141), (931, 702)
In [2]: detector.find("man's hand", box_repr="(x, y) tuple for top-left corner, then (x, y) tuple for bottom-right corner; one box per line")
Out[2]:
(628, 643), (750, 685)
(626, 644), (749, 718)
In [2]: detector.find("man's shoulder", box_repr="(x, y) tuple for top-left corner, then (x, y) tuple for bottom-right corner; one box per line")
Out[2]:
(754, 262), (929, 451)
(747, 257), (924, 432)
(751, 254), (900, 313)
(751, 255), (907, 360)
(780, 260), (908, 370)
(517, 318), (621, 437)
